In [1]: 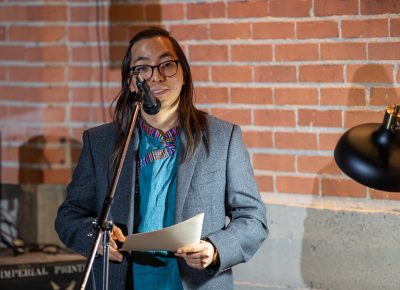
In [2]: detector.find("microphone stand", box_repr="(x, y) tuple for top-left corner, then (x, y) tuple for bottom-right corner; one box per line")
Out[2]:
(79, 91), (143, 290)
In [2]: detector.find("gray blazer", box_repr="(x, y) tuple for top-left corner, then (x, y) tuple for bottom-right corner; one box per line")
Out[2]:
(55, 115), (268, 290)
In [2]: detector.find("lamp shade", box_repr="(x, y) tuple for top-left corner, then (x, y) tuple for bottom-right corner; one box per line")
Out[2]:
(334, 106), (400, 192)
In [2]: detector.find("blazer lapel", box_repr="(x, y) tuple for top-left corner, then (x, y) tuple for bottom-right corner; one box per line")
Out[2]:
(175, 131), (201, 223)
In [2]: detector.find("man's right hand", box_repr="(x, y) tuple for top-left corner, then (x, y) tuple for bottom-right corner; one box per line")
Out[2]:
(96, 225), (126, 262)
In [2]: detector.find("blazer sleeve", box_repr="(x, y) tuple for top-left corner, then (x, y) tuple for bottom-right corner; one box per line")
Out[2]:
(206, 124), (268, 274)
(54, 130), (98, 257)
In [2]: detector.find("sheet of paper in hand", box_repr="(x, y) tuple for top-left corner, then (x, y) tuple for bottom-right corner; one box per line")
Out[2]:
(120, 213), (204, 252)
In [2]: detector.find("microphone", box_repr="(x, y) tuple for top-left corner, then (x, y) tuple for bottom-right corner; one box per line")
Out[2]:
(135, 74), (161, 115)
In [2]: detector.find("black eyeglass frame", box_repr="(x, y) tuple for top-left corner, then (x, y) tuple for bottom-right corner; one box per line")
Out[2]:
(130, 60), (180, 80)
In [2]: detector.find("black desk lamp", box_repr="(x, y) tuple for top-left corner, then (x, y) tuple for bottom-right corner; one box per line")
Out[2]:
(334, 104), (400, 192)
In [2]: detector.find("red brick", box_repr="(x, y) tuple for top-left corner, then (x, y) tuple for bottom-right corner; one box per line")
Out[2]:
(253, 154), (295, 172)
(68, 66), (98, 82)
(253, 22), (295, 39)
(2, 167), (18, 184)
(277, 176), (318, 195)
(0, 125), (45, 142)
(189, 45), (228, 62)
(243, 131), (273, 148)
(27, 45), (68, 62)
(231, 45), (273, 62)
(187, 2), (226, 19)
(169, 24), (209, 41)
(109, 45), (128, 65)
(193, 87), (228, 104)
(322, 178), (366, 198)
(9, 106), (65, 123)
(255, 175), (273, 192)
(71, 106), (108, 123)
(71, 6), (99, 22)
(342, 19), (388, 38)
(361, 0), (400, 15)
(369, 42), (400, 60)
(270, 0), (311, 17)
(10, 26), (66, 42)
(254, 109), (295, 127)
(297, 20), (338, 39)
(370, 188), (400, 201)
(320, 87), (366, 106)
(319, 132), (342, 151)
(344, 110), (384, 128)
(299, 109), (342, 128)
(210, 23), (251, 40)
(231, 88), (273, 104)
(210, 108), (251, 125)
(106, 68), (121, 83)
(0, 26), (6, 41)
(71, 46), (101, 62)
(298, 156), (341, 174)
(107, 25), (129, 42)
(347, 64), (393, 83)
(254, 66), (296, 82)
(320, 42), (366, 60)
(70, 87), (108, 103)
(275, 132), (318, 150)
(0, 46), (26, 61)
(390, 18), (400, 37)
(275, 88), (318, 105)
(2, 147), (18, 163)
(68, 25), (110, 42)
(191, 66), (209, 82)
(228, 1), (269, 18)
(145, 3), (183, 21)
(370, 87), (400, 106)
(109, 4), (145, 21)
(212, 66), (252, 83)
(9, 66), (65, 82)
(0, 67), (6, 80)
(0, 86), (68, 103)
(300, 65), (343, 82)
(0, 106), (7, 120)
(275, 43), (318, 61)
(0, 5), (67, 22)
(314, 0), (358, 16)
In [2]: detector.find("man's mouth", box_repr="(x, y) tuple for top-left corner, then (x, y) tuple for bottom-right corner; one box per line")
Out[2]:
(152, 88), (168, 96)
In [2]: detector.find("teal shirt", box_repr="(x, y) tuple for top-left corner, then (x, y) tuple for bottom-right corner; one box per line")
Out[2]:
(133, 118), (184, 290)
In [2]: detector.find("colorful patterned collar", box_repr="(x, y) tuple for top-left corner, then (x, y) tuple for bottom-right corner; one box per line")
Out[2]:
(138, 117), (180, 167)
(139, 117), (180, 140)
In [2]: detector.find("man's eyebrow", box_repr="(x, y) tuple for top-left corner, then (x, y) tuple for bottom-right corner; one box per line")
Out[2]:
(133, 51), (175, 64)
(133, 56), (149, 63)
(159, 52), (174, 59)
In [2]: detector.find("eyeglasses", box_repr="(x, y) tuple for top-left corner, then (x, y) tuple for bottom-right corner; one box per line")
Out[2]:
(130, 60), (180, 80)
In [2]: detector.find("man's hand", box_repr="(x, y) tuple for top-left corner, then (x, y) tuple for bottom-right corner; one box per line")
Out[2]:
(96, 225), (126, 262)
(175, 240), (217, 270)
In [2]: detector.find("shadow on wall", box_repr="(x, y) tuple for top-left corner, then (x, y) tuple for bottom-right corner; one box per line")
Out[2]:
(17, 135), (81, 246)
(300, 65), (400, 290)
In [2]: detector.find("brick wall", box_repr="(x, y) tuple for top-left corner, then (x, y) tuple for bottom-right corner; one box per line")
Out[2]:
(1, 0), (400, 200)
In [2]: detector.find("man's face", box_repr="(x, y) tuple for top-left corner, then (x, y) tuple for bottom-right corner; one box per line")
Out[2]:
(130, 36), (184, 110)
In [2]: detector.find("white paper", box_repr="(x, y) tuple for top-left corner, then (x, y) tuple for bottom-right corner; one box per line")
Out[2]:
(120, 213), (204, 252)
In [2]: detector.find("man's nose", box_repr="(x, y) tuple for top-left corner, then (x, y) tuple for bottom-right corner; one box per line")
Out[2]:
(150, 67), (165, 82)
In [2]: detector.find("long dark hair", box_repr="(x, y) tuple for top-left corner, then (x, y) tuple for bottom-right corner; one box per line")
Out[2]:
(111, 27), (209, 166)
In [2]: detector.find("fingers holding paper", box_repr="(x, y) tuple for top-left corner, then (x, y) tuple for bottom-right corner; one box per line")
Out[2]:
(175, 240), (217, 270)
(96, 224), (126, 262)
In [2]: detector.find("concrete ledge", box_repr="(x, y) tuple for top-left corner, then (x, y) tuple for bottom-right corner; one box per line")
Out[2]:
(233, 194), (400, 290)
